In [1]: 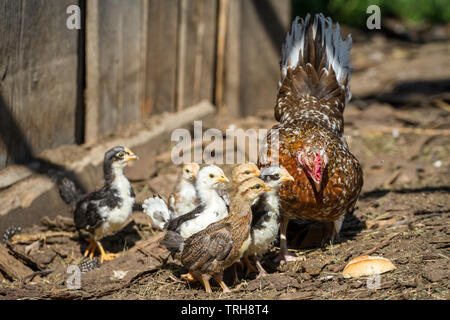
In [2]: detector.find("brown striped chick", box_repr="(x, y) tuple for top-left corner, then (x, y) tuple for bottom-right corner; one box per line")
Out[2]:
(169, 163), (200, 219)
(180, 177), (271, 293)
(218, 163), (261, 207)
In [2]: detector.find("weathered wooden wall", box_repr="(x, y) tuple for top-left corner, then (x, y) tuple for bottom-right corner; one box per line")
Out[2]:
(0, 0), (81, 170)
(223, 0), (291, 117)
(0, 0), (291, 171)
(85, 0), (146, 143)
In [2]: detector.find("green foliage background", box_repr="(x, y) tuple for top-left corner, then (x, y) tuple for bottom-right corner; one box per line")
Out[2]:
(292, 0), (450, 28)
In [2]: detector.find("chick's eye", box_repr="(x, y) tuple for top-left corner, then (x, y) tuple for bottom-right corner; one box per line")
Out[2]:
(209, 174), (214, 178)
(274, 173), (280, 178)
(117, 152), (125, 158)
(244, 170), (250, 175)
(254, 184), (261, 189)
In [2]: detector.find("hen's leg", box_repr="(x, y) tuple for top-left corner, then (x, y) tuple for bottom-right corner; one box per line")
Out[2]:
(277, 217), (299, 262)
(322, 216), (344, 246)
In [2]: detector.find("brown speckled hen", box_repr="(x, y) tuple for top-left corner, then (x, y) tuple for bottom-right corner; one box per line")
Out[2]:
(259, 14), (363, 261)
(180, 177), (271, 293)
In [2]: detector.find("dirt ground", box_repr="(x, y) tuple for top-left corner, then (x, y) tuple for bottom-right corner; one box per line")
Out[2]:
(0, 31), (449, 300)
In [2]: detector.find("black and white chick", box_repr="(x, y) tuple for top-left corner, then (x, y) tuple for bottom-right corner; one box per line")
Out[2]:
(59, 146), (138, 263)
(143, 163), (199, 230)
(160, 165), (229, 256)
(244, 165), (294, 277)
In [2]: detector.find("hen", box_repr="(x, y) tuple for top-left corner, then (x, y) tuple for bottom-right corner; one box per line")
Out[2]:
(260, 14), (363, 261)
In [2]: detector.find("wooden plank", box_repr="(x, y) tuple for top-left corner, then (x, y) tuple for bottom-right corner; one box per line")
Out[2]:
(215, 0), (229, 112)
(223, 0), (241, 117)
(143, 0), (179, 116)
(176, 0), (218, 111)
(0, 0), (81, 169)
(85, 0), (146, 142)
(224, 0), (291, 117)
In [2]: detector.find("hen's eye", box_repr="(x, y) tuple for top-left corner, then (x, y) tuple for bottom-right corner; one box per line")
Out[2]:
(209, 174), (215, 178)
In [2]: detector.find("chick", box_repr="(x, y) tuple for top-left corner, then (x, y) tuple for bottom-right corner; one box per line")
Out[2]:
(180, 177), (271, 293)
(143, 163), (199, 230)
(59, 146), (138, 263)
(161, 165), (229, 255)
(244, 165), (294, 278)
(169, 163), (200, 218)
(217, 163), (261, 208)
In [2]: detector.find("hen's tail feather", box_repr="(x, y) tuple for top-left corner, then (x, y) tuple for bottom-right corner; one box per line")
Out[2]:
(58, 178), (82, 207)
(142, 195), (171, 231)
(276, 14), (353, 120)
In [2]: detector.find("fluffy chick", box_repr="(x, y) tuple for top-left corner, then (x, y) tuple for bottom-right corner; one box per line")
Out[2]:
(59, 146), (138, 263)
(161, 165), (229, 255)
(143, 163), (199, 230)
(180, 177), (271, 293)
(244, 165), (294, 277)
(169, 163), (200, 218)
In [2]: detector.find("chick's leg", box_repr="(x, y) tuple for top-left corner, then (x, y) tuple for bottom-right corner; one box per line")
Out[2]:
(96, 241), (118, 263)
(83, 238), (97, 258)
(244, 255), (258, 277)
(181, 272), (198, 283)
(255, 258), (268, 278)
(231, 262), (242, 285)
(213, 273), (230, 293)
(201, 274), (212, 293)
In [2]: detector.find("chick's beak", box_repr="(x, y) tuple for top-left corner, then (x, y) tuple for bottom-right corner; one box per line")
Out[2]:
(281, 173), (295, 182)
(281, 168), (295, 182)
(124, 150), (139, 161)
(263, 186), (273, 192)
(216, 176), (229, 183)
